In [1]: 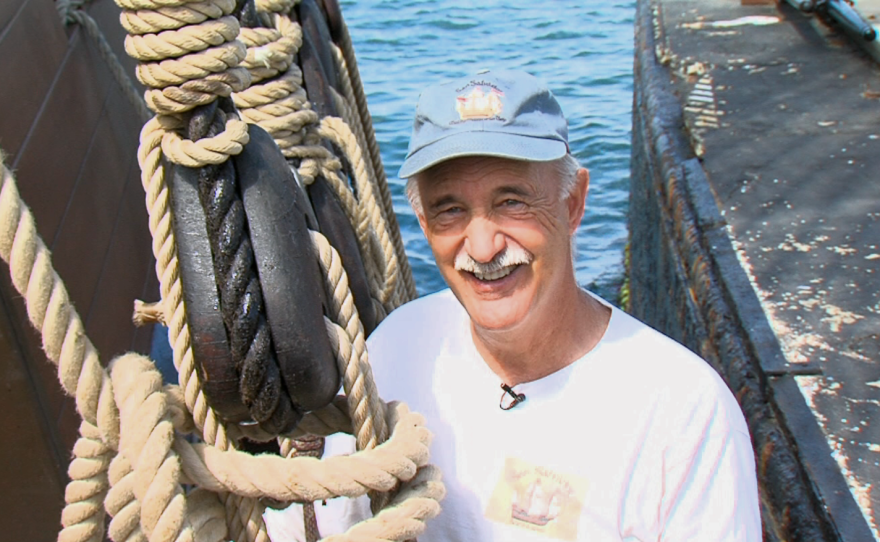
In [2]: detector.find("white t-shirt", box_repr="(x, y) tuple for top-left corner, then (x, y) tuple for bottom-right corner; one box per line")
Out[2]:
(265, 289), (761, 541)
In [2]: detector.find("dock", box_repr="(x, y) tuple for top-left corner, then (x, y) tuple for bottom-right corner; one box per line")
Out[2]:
(630, 0), (880, 539)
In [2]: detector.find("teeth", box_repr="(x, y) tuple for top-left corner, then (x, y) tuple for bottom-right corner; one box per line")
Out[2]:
(474, 265), (516, 281)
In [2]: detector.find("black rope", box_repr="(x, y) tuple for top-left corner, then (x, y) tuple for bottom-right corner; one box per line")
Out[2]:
(188, 97), (301, 434)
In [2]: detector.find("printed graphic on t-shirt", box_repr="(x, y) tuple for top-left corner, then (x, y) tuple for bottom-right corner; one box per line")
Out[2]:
(484, 457), (588, 540)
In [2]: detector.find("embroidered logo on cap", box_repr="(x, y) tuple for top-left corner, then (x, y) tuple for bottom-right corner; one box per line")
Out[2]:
(456, 86), (504, 120)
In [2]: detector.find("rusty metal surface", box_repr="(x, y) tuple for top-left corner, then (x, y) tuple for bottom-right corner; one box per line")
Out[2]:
(631, 0), (880, 539)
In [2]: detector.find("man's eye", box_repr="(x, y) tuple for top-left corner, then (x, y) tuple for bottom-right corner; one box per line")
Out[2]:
(432, 206), (463, 221)
(502, 199), (525, 208)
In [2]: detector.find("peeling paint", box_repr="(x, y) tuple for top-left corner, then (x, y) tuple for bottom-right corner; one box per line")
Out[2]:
(829, 438), (880, 540)
(727, 226), (869, 366)
(796, 376), (880, 540)
(823, 303), (865, 333)
(682, 15), (780, 29)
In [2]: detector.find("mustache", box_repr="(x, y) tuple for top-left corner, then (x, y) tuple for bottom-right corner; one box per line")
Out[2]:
(454, 246), (534, 275)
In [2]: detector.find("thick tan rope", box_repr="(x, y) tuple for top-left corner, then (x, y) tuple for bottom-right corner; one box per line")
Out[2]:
(331, 30), (416, 302)
(178, 402), (424, 502)
(60, 421), (113, 542)
(311, 231), (389, 448)
(318, 117), (401, 312)
(1, 152), (208, 542)
(2, 153), (443, 541)
(36, 0), (427, 538)
(228, 0), (410, 316)
(325, 88), (403, 311)
(238, 15), (300, 83)
(328, 47), (412, 307)
(117, 0), (271, 537)
(136, 118), (241, 448)
(0, 169), (120, 444)
(232, 11), (323, 159)
(226, 0), (388, 314)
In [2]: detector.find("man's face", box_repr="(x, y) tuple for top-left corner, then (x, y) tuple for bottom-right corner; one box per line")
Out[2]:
(416, 156), (588, 333)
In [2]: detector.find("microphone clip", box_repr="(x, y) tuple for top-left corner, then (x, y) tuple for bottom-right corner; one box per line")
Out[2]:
(500, 383), (526, 411)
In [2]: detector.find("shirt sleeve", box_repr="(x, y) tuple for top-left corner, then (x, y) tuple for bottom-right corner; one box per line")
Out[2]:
(658, 407), (761, 540)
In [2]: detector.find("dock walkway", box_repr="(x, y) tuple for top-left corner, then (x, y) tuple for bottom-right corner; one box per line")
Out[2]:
(631, 0), (880, 539)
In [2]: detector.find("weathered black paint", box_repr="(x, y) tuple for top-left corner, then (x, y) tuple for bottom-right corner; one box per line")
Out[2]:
(629, 1), (873, 539)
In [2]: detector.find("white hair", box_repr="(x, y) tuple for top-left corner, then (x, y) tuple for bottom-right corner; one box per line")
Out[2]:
(405, 153), (581, 215)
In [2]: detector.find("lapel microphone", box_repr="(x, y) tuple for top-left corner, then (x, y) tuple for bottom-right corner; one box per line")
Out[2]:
(500, 383), (526, 410)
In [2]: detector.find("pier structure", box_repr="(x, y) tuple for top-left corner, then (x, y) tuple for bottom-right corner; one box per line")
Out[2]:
(631, 0), (880, 539)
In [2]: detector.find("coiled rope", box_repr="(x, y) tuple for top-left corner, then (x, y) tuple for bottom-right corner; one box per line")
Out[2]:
(229, 0), (411, 314)
(0, 153), (444, 542)
(13, 0), (438, 539)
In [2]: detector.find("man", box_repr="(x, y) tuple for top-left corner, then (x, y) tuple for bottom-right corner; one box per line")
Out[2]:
(266, 69), (761, 541)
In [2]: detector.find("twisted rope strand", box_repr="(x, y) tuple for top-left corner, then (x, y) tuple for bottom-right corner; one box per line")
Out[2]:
(318, 117), (400, 312)
(332, 29), (417, 301)
(13, 0), (439, 539)
(59, 421), (113, 542)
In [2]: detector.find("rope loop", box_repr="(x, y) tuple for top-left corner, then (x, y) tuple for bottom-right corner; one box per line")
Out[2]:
(18, 0), (427, 538)
(125, 16), (240, 61)
(161, 116), (249, 166)
(318, 117), (401, 309)
(119, 0), (237, 35)
(136, 40), (247, 87)
(254, 0), (297, 14)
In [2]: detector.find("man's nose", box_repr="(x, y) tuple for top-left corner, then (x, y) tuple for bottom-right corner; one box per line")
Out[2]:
(463, 216), (506, 263)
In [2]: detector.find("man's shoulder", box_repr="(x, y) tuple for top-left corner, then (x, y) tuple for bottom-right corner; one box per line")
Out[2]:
(600, 302), (712, 376)
(593, 299), (748, 434)
(369, 288), (463, 340)
(366, 288), (466, 360)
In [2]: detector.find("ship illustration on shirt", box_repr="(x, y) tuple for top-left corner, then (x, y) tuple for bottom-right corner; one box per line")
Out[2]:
(485, 457), (588, 541)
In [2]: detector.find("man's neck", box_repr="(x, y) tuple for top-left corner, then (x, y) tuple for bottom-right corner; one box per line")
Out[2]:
(471, 287), (611, 386)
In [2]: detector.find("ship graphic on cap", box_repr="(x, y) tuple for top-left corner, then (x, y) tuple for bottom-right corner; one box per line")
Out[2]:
(455, 86), (504, 120)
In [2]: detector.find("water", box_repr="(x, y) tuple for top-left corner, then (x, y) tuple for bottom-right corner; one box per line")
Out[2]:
(342, 0), (635, 301)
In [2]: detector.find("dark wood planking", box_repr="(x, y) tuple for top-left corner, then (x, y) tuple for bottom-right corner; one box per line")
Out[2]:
(5, 28), (120, 427)
(84, 0), (144, 92)
(52, 75), (139, 325)
(85, 162), (154, 361)
(0, 291), (66, 540)
(0, 0), (69, 162)
(13, 30), (114, 243)
(0, 0), (154, 534)
(0, 0), (25, 37)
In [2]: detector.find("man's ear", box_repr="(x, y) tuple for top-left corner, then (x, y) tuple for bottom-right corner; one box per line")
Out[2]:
(567, 167), (590, 233)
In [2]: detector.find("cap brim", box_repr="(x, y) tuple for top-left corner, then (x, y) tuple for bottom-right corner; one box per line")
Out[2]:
(398, 131), (568, 178)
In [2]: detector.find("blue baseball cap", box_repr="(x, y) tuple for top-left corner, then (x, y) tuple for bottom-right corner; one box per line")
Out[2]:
(398, 69), (570, 178)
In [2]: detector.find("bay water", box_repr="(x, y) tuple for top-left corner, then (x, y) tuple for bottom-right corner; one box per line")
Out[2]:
(342, 0), (636, 301)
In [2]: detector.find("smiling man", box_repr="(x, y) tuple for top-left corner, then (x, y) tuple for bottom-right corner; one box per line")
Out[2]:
(362, 70), (762, 540)
(265, 70), (761, 541)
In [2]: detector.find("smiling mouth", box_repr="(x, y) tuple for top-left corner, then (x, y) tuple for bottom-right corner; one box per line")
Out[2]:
(471, 264), (522, 282)
(456, 246), (534, 284)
